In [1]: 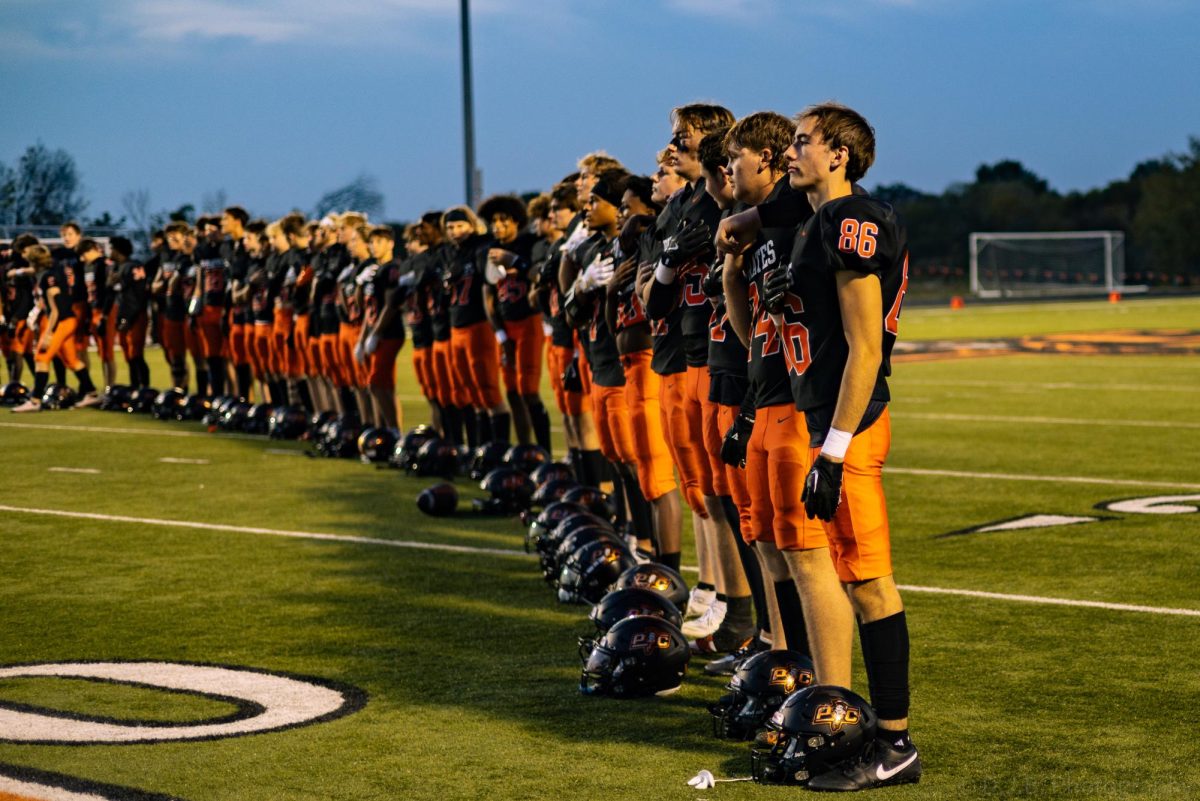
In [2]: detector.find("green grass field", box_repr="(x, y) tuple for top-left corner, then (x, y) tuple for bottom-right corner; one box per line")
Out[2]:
(1, 296), (1198, 800)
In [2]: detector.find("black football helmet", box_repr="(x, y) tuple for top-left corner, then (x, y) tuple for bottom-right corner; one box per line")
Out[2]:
(503, 443), (550, 475)
(530, 478), (581, 510)
(469, 441), (509, 480)
(268, 405), (308, 439)
(524, 500), (586, 554)
(579, 587), (684, 662)
(710, 650), (816, 740)
(242, 402), (274, 435)
(579, 616), (689, 698)
(308, 410), (338, 440)
(180, 394), (211, 422)
(529, 461), (574, 487)
(538, 512), (615, 582)
(394, 425), (438, 471)
(220, 400), (252, 431)
(557, 539), (638, 605)
(320, 415), (361, 458)
(417, 482), (459, 516)
(99, 384), (131, 411)
(127, 387), (157, 414)
(1, 382), (30, 407)
(358, 427), (398, 463)
(562, 485), (617, 521)
(41, 383), (78, 410)
(152, 388), (187, 420)
(750, 685), (877, 786)
(613, 563), (690, 613)
(478, 466), (536, 514)
(552, 526), (626, 585)
(413, 437), (459, 478)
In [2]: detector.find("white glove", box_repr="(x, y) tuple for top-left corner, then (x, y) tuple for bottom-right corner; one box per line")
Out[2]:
(687, 770), (715, 790)
(27, 307), (40, 328)
(353, 340), (365, 364)
(577, 256), (615, 292)
(562, 223), (590, 254)
(485, 259), (506, 285)
(355, 264), (379, 285)
(364, 333), (379, 356)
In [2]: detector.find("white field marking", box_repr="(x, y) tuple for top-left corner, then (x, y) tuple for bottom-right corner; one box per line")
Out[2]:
(908, 296), (1199, 316)
(2, 504), (1197, 619)
(887, 467), (1200, 491)
(898, 378), (1200, 393)
(0, 421), (259, 440)
(0, 504), (533, 560)
(264, 448), (305, 457)
(891, 411), (1200, 429)
(974, 514), (1102, 533)
(47, 467), (100, 475)
(159, 457), (210, 465)
(0, 774), (108, 800)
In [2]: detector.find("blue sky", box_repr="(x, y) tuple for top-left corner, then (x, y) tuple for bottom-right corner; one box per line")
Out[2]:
(2, 0), (1197, 223)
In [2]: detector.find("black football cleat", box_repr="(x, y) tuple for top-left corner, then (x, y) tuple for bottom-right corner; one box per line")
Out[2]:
(703, 634), (770, 675)
(808, 737), (921, 792)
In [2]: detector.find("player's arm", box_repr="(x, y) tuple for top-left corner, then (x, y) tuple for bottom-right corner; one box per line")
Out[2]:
(722, 253), (752, 347)
(829, 270), (883, 441)
(40, 286), (60, 350)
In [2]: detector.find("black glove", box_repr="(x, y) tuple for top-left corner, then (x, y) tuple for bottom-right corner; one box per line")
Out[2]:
(661, 222), (713, 269)
(763, 265), (793, 315)
(562, 354), (583, 393)
(701, 261), (724, 298)
(720, 408), (755, 468)
(802, 455), (844, 521)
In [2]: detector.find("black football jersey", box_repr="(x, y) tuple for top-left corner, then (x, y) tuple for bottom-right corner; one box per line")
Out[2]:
(575, 236), (624, 388)
(781, 194), (909, 415)
(745, 179), (809, 410)
(493, 231), (538, 322)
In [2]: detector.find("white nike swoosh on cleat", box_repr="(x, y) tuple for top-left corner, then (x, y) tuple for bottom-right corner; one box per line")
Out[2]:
(875, 751), (919, 781)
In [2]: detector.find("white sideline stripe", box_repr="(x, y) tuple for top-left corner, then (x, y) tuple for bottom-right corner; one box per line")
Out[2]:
(887, 467), (1200, 491)
(0, 504), (531, 560)
(899, 378), (1200, 393)
(0, 421), (259, 440)
(2, 503), (1198, 620)
(891, 411), (1200, 429)
(159, 457), (210, 464)
(47, 467), (100, 475)
(895, 584), (1200, 618)
(265, 448), (305, 457)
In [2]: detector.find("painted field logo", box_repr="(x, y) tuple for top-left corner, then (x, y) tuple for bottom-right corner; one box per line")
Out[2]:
(0, 661), (366, 745)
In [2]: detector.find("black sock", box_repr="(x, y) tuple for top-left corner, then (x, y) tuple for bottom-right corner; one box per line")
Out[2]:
(53, 357), (66, 384)
(23, 353), (36, 376)
(659, 551), (681, 571)
(338, 387), (356, 416)
(617, 463), (653, 542)
(568, 447), (583, 480)
(723, 595), (753, 630)
(296, 381), (313, 412)
(236, 364), (252, 398)
(443, 405), (463, 446)
(581, 449), (608, 488)
(774, 579), (811, 658)
(195, 366), (209, 398)
(74, 368), (96, 395)
(33, 371), (49, 399)
(858, 611), (911, 723)
(490, 410), (511, 444)
(724, 495), (769, 633)
(608, 466), (628, 527)
(879, 728), (911, 751)
(465, 409), (481, 448)
(171, 363), (188, 392)
(207, 358), (226, 397)
(697, 582), (715, 592)
(527, 397), (552, 453)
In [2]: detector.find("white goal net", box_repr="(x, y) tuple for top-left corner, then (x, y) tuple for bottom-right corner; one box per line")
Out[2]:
(969, 231), (1134, 298)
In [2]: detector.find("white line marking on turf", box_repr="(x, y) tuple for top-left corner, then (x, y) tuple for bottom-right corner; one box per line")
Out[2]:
(1, 504), (1197, 619)
(159, 457), (210, 464)
(891, 411), (1200, 429)
(0, 420), (259, 440)
(899, 378), (1200, 393)
(265, 448), (305, 457)
(0, 774), (108, 800)
(887, 467), (1200, 491)
(894, 585), (1200, 618)
(47, 467), (100, 474)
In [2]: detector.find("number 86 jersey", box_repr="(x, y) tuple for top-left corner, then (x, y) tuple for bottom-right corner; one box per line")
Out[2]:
(783, 194), (909, 413)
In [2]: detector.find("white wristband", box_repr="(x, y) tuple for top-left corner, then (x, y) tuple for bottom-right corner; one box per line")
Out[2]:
(654, 262), (676, 284)
(820, 427), (853, 460)
(495, 330), (509, 344)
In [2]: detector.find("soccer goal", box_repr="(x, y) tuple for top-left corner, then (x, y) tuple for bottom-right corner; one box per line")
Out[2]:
(968, 231), (1137, 298)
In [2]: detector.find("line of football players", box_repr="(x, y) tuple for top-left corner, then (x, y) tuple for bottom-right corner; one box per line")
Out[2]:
(1, 98), (918, 790)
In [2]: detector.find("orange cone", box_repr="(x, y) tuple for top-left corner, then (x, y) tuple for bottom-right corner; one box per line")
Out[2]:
(1108, 291), (1121, 303)
(950, 295), (965, 310)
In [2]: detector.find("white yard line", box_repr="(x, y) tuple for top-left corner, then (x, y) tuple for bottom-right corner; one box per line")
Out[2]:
(891, 411), (1200, 429)
(886, 467), (1200, 491)
(1, 504), (1197, 619)
(898, 378), (1200, 393)
(159, 457), (210, 465)
(47, 467), (100, 475)
(0, 421), (259, 440)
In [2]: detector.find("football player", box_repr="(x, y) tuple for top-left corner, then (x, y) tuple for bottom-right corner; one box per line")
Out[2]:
(360, 224), (405, 430)
(11, 244), (100, 411)
(193, 216), (230, 397)
(77, 239), (116, 388)
(108, 236), (151, 388)
(220, 206), (254, 399)
(719, 103), (919, 790)
(1, 234), (40, 384)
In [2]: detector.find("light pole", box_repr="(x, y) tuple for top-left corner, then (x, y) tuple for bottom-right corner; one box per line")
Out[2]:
(460, 0), (479, 207)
